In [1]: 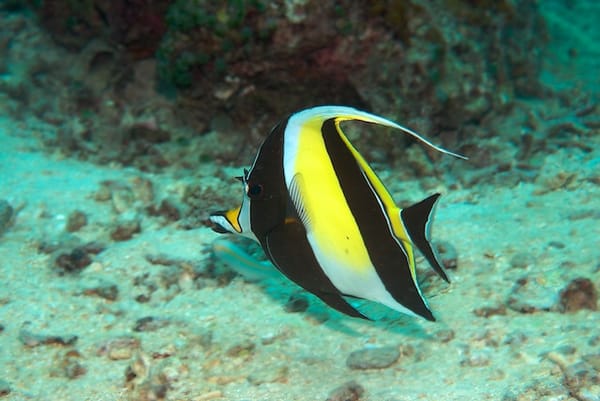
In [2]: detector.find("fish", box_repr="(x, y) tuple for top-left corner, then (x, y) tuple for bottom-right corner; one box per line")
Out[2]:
(209, 106), (465, 321)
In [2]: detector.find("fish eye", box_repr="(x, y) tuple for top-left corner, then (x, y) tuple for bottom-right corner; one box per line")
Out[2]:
(247, 183), (264, 199)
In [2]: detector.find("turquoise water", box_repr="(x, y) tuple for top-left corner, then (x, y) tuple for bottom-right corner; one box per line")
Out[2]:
(0, 1), (598, 400)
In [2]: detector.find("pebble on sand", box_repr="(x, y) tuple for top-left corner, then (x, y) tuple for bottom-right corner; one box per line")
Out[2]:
(18, 326), (78, 347)
(57, 349), (87, 379)
(558, 277), (598, 312)
(506, 273), (564, 313)
(96, 336), (141, 360)
(65, 210), (87, 232)
(0, 379), (10, 397)
(325, 380), (365, 401)
(54, 247), (93, 273)
(247, 365), (289, 385)
(346, 346), (400, 370)
(81, 281), (119, 301)
(133, 316), (170, 332)
(110, 218), (141, 241)
(0, 200), (14, 236)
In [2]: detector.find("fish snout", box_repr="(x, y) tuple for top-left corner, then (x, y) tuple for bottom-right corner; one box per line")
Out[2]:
(208, 212), (234, 234)
(208, 206), (243, 234)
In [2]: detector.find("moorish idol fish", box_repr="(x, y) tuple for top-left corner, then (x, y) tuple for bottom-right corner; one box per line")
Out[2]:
(209, 106), (465, 321)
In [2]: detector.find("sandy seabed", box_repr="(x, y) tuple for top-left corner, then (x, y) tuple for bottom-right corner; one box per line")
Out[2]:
(0, 102), (599, 401)
(1, 1), (599, 400)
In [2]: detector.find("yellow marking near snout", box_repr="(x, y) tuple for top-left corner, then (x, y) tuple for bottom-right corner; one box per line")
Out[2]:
(224, 206), (242, 233)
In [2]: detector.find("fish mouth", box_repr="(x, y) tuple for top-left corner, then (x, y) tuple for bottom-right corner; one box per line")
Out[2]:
(208, 211), (232, 234)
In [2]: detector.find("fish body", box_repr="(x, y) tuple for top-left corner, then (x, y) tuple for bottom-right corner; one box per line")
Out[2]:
(210, 106), (464, 321)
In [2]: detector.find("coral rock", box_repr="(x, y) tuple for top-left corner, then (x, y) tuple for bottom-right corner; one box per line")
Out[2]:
(559, 278), (598, 313)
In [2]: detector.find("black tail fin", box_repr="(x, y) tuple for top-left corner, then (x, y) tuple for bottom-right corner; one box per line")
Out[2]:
(400, 194), (449, 283)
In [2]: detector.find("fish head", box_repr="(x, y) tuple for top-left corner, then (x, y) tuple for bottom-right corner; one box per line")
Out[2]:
(209, 169), (256, 240)
(210, 118), (289, 243)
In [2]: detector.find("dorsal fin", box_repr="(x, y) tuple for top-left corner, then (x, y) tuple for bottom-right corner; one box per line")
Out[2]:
(400, 194), (450, 283)
(288, 106), (468, 159)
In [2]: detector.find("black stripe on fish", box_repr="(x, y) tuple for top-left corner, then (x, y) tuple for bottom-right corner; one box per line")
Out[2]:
(321, 118), (435, 321)
(246, 116), (368, 319)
